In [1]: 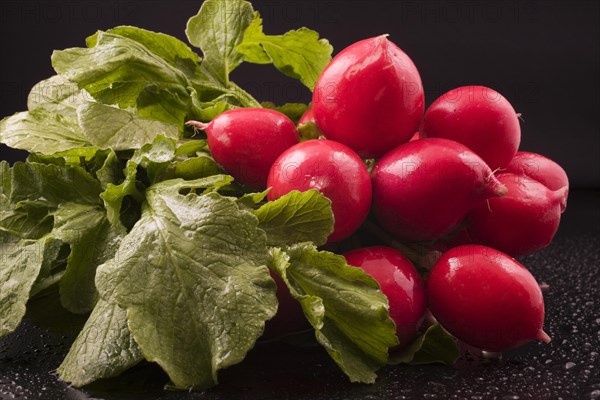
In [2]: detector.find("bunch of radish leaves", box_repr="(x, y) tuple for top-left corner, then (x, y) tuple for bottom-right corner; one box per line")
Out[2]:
(0, 0), (457, 390)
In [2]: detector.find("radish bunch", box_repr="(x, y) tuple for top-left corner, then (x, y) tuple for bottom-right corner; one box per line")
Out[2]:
(194, 35), (568, 354)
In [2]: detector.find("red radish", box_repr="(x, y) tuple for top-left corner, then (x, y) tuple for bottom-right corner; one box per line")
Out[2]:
(263, 271), (309, 339)
(466, 172), (566, 256)
(344, 246), (426, 349)
(298, 106), (316, 126)
(186, 108), (299, 190)
(427, 244), (550, 352)
(267, 140), (371, 242)
(297, 105), (324, 140)
(371, 138), (507, 241)
(504, 151), (569, 211)
(504, 151), (568, 191)
(421, 86), (521, 170)
(312, 35), (424, 158)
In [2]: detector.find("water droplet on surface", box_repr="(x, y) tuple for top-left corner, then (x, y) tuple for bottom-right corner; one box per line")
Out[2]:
(565, 361), (576, 369)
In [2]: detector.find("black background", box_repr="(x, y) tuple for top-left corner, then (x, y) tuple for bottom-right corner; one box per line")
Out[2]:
(0, 0), (598, 187)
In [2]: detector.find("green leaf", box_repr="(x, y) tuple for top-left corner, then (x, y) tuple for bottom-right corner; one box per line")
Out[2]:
(0, 109), (89, 154)
(2, 162), (64, 241)
(270, 245), (398, 384)
(2, 161), (54, 240)
(77, 102), (179, 151)
(189, 96), (233, 122)
(29, 239), (69, 297)
(135, 85), (192, 128)
(298, 121), (323, 141)
(52, 203), (118, 313)
(129, 136), (221, 183)
(91, 149), (122, 189)
(131, 135), (177, 165)
(0, 231), (49, 337)
(0, 166), (13, 212)
(0, 162), (10, 198)
(388, 324), (460, 366)
(254, 190), (333, 247)
(51, 147), (102, 161)
(0, 202), (53, 240)
(127, 135), (177, 183)
(52, 32), (193, 127)
(186, 0), (254, 84)
(174, 139), (209, 157)
(52, 25), (260, 125)
(27, 75), (91, 119)
(25, 154), (67, 166)
(57, 297), (143, 386)
(100, 161), (143, 232)
(236, 189), (270, 211)
(170, 155), (221, 181)
(1, 76), (99, 155)
(10, 162), (101, 207)
(2, 162), (121, 315)
(237, 13), (333, 90)
(96, 176), (277, 389)
(52, 31), (189, 98)
(87, 26), (202, 79)
(261, 102), (308, 124)
(188, 80), (261, 116)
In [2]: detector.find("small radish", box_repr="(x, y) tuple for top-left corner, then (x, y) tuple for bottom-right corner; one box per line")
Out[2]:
(427, 244), (550, 352)
(371, 138), (507, 241)
(298, 106), (316, 126)
(267, 140), (371, 242)
(186, 108), (299, 190)
(421, 86), (521, 170)
(297, 105), (323, 141)
(504, 151), (569, 211)
(344, 246), (426, 349)
(312, 35), (424, 158)
(466, 172), (566, 256)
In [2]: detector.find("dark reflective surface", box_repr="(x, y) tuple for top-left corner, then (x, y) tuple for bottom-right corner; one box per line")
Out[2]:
(1, 190), (599, 400)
